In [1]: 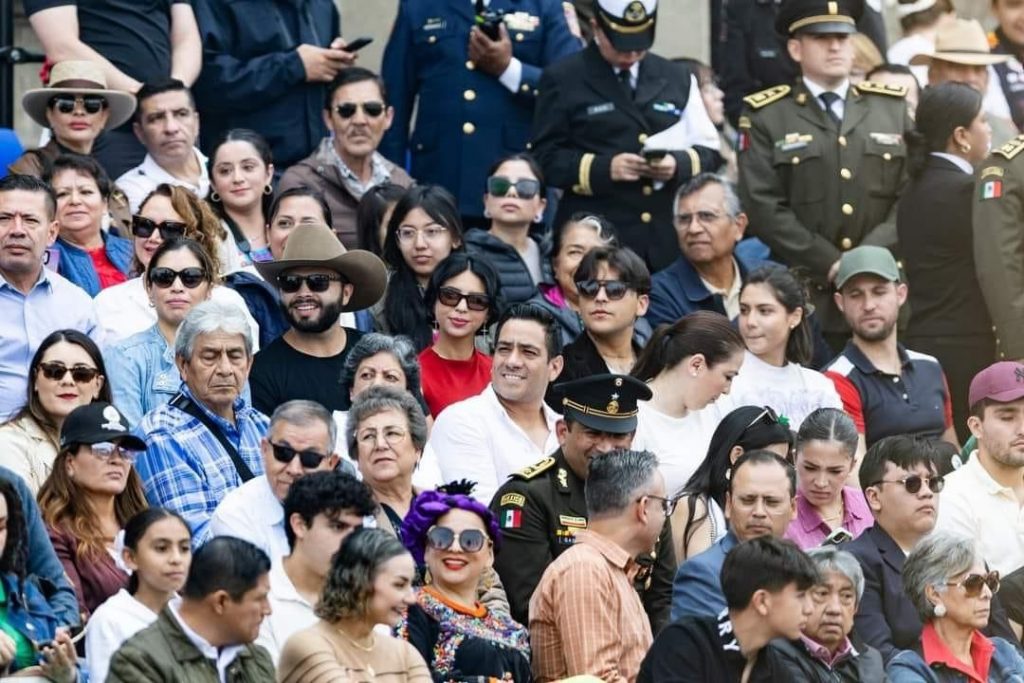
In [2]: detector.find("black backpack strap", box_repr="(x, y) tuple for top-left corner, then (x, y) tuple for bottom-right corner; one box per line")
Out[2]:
(169, 392), (255, 483)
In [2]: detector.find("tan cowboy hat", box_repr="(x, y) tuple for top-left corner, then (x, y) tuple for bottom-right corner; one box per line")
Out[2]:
(909, 19), (1010, 66)
(255, 223), (388, 312)
(21, 60), (137, 130)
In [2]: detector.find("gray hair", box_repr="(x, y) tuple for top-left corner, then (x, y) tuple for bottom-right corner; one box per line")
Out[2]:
(585, 450), (660, 518)
(346, 385), (428, 458)
(174, 300), (253, 360)
(269, 400), (337, 453)
(902, 531), (981, 622)
(673, 172), (743, 221)
(806, 546), (865, 601)
(339, 333), (422, 401)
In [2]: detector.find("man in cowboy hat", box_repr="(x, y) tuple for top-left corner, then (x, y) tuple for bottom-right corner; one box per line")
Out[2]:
(250, 223), (387, 415)
(531, 0), (722, 272)
(737, 0), (913, 352)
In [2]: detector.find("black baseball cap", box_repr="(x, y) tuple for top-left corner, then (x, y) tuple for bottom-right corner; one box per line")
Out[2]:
(555, 373), (652, 434)
(59, 402), (146, 451)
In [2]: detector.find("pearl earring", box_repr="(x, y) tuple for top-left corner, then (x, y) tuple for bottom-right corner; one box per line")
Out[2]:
(933, 604), (947, 618)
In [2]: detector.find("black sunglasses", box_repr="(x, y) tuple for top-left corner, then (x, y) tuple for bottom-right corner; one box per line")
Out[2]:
(334, 101), (385, 119)
(947, 571), (1000, 598)
(38, 361), (100, 383)
(148, 266), (208, 289)
(487, 176), (541, 200)
(132, 216), (188, 240)
(870, 474), (945, 495)
(437, 286), (490, 312)
(277, 273), (345, 294)
(575, 279), (630, 300)
(49, 95), (107, 115)
(426, 526), (488, 553)
(268, 441), (328, 469)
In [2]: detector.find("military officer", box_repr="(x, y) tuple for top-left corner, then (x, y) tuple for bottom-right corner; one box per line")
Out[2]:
(489, 373), (676, 632)
(737, 0), (912, 348)
(531, 0), (722, 273)
(380, 0), (579, 224)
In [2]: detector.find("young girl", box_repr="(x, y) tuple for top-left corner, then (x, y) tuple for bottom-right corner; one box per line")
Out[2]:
(86, 508), (192, 683)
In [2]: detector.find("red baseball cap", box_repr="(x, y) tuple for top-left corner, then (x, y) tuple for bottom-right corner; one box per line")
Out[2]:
(968, 361), (1024, 410)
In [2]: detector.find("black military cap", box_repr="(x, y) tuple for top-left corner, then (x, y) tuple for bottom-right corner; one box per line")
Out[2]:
(555, 373), (653, 434)
(595, 0), (658, 52)
(59, 402), (146, 451)
(775, 0), (864, 36)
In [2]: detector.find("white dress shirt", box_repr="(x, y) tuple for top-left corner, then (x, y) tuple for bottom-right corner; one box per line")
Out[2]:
(803, 77), (850, 121)
(256, 556), (317, 667)
(168, 598), (245, 683)
(428, 384), (561, 504)
(116, 147), (211, 214)
(209, 475), (289, 561)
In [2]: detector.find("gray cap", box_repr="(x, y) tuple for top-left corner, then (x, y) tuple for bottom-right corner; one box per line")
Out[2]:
(835, 245), (900, 289)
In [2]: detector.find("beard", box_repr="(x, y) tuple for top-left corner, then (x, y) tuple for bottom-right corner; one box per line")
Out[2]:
(852, 317), (897, 343)
(281, 296), (343, 334)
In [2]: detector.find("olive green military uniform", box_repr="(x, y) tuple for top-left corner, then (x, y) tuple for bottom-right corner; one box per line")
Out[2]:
(490, 449), (675, 633)
(973, 135), (1024, 361)
(737, 79), (912, 335)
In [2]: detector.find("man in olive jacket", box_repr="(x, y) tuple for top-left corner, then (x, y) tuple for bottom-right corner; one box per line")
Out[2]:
(107, 537), (274, 682)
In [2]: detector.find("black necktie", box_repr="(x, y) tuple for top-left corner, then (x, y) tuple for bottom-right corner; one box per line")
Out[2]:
(819, 91), (842, 127)
(617, 69), (634, 99)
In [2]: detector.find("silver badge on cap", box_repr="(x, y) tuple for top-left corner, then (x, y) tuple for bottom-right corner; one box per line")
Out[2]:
(101, 405), (127, 432)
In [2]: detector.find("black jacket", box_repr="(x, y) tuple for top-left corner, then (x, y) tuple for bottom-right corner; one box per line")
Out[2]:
(769, 637), (886, 682)
(543, 326), (651, 410)
(463, 229), (552, 305)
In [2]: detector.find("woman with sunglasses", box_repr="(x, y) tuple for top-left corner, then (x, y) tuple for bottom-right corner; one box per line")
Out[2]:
(671, 404), (794, 561)
(398, 483), (531, 682)
(888, 531), (1024, 681)
(379, 185), (466, 349)
(785, 408), (873, 550)
(419, 254), (502, 418)
(94, 184), (259, 346)
(0, 330), (110, 494)
(631, 311), (746, 497)
(104, 238), (217, 425)
(465, 153), (551, 306)
(37, 401), (149, 620)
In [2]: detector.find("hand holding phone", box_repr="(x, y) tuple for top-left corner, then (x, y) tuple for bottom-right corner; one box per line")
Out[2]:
(344, 36), (374, 52)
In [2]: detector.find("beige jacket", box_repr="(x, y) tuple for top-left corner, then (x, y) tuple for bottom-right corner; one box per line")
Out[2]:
(0, 416), (59, 494)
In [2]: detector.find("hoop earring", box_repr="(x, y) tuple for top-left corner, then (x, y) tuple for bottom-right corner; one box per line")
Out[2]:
(264, 184), (273, 195)
(209, 190), (221, 202)
(534, 213), (544, 223)
(483, 208), (492, 219)
(960, 143), (971, 154)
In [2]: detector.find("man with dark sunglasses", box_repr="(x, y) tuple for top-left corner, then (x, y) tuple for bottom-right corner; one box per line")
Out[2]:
(250, 223), (386, 416)
(279, 67), (413, 250)
(210, 400), (348, 562)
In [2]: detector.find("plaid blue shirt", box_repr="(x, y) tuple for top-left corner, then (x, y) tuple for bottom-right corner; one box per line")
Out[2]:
(135, 384), (268, 546)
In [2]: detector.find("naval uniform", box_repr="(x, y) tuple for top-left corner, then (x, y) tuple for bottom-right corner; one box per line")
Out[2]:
(490, 449), (675, 633)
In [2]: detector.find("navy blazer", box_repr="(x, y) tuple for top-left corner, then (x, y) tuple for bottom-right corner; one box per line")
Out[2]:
(670, 530), (738, 622)
(645, 251), (763, 329)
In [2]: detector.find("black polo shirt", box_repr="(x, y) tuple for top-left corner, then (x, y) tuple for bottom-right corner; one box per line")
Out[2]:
(824, 342), (952, 447)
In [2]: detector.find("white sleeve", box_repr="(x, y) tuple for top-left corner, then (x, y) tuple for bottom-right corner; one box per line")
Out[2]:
(682, 74), (721, 151)
(428, 408), (498, 503)
(86, 606), (124, 683)
(412, 442), (445, 490)
(497, 57), (524, 93)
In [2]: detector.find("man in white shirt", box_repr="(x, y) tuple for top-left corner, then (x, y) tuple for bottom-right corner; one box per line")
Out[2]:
(256, 469), (375, 665)
(209, 399), (347, 559)
(430, 303), (564, 503)
(116, 79), (209, 212)
(937, 361), (1024, 575)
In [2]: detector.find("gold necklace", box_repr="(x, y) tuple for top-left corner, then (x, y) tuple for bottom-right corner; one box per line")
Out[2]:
(336, 626), (376, 653)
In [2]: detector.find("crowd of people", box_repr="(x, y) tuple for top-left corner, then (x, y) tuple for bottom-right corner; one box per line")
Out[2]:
(2, 0), (1024, 679)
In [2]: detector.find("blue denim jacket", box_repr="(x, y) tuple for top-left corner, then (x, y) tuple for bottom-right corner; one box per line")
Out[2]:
(53, 234), (133, 297)
(0, 572), (61, 671)
(887, 636), (1024, 682)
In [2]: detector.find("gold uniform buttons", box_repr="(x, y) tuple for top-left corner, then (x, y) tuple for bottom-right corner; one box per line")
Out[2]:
(838, 135), (848, 147)
(642, 186), (653, 196)
(883, 152), (892, 161)
(840, 168), (852, 180)
(641, 212), (652, 223)
(521, 84), (531, 93)
(464, 90), (476, 101)
(841, 237), (853, 250)
(463, 122), (476, 135)
(638, 133), (648, 144)
(515, 33), (525, 42)
(791, 156), (800, 165)
(466, 60), (475, 70)
(842, 203), (854, 216)
(428, 35), (437, 44)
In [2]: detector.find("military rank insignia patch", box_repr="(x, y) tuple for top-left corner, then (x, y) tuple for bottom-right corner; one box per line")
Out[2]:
(500, 493), (526, 507)
(501, 508), (522, 528)
(981, 179), (1003, 200)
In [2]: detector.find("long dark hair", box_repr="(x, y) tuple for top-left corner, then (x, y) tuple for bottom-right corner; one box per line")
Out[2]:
(356, 182), (407, 256)
(741, 265), (813, 366)
(123, 507), (191, 594)
(0, 479), (28, 583)
(381, 185), (465, 350)
(424, 253), (503, 331)
(206, 128), (274, 226)
(906, 81), (982, 178)
(632, 311), (744, 382)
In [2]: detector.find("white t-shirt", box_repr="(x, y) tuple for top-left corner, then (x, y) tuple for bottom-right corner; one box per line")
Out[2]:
(257, 557), (317, 667)
(713, 351), (843, 429)
(86, 589), (159, 683)
(631, 400), (720, 497)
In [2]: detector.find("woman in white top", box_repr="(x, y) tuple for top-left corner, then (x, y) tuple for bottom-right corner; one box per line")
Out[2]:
(631, 310), (745, 497)
(887, 0), (956, 84)
(717, 265), (843, 429)
(94, 184), (258, 346)
(86, 508), (191, 683)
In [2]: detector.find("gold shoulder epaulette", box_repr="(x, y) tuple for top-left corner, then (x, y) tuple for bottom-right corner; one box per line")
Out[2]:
(511, 457), (556, 480)
(855, 81), (908, 98)
(994, 135), (1024, 160)
(743, 85), (791, 110)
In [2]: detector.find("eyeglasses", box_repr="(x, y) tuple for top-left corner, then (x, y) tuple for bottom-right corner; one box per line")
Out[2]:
(746, 406), (780, 430)
(334, 101), (386, 119)
(132, 216), (188, 240)
(869, 474), (944, 495)
(396, 225), (449, 243)
(575, 279), (631, 300)
(89, 441), (142, 463)
(268, 441), (328, 469)
(49, 95), (107, 115)
(675, 210), (726, 227)
(426, 526), (488, 553)
(437, 286), (490, 311)
(356, 427), (409, 448)
(487, 176), (541, 200)
(277, 273), (345, 294)
(638, 494), (678, 517)
(946, 571), (1000, 598)
(38, 361), (100, 384)
(148, 266), (208, 289)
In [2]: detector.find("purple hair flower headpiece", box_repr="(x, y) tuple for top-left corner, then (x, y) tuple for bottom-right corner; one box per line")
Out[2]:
(400, 480), (502, 565)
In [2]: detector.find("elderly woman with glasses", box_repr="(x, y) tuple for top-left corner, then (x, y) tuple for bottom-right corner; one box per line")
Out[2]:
(888, 531), (1024, 681)
(37, 402), (149, 620)
(398, 482), (531, 682)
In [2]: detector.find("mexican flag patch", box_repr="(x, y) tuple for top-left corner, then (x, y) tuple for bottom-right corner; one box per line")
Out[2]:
(501, 508), (522, 529)
(982, 179), (1003, 200)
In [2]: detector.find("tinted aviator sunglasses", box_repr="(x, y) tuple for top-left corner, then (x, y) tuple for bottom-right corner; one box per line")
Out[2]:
(38, 361), (100, 383)
(487, 176), (541, 199)
(437, 286), (490, 311)
(132, 216), (188, 240)
(869, 474), (944, 495)
(947, 571), (1000, 598)
(49, 95), (107, 115)
(334, 101), (385, 119)
(426, 526), (488, 553)
(277, 273), (345, 294)
(268, 441), (328, 469)
(148, 267), (208, 289)
(575, 279), (630, 300)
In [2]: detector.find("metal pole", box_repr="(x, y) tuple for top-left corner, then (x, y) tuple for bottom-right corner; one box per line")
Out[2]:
(0, 4), (44, 130)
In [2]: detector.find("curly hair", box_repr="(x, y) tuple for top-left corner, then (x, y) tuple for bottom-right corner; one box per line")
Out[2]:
(315, 527), (409, 622)
(400, 482), (502, 565)
(0, 479), (29, 582)
(136, 184), (225, 277)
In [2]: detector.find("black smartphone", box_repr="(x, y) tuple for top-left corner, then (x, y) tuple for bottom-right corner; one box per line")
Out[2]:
(345, 36), (373, 52)
(643, 149), (668, 162)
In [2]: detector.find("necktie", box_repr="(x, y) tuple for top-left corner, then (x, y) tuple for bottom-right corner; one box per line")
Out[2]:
(819, 91), (842, 127)
(617, 69), (634, 99)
